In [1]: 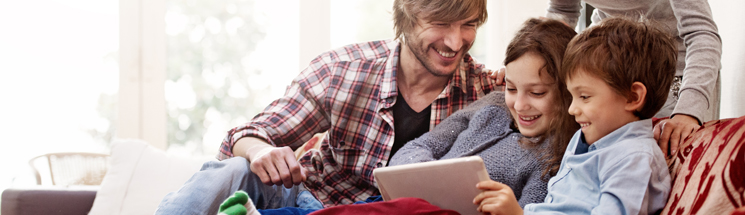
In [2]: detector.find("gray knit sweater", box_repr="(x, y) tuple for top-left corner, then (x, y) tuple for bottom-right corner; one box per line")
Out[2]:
(389, 91), (548, 207)
(547, 0), (722, 122)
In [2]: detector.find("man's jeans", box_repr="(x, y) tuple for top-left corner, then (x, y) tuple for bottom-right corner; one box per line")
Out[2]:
(155, 157), (323, 215)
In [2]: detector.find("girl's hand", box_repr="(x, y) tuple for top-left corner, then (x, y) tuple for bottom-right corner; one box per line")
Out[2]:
(473, 181), (523, 215)
(487, 67), (506, 85)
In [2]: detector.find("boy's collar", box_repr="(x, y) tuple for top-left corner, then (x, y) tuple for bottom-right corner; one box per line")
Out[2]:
(581, 119), (654, 151)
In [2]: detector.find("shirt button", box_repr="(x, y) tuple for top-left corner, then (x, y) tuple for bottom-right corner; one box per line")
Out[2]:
(546, 196), (553, 202)
(339, 141), (345, 146)
(376, 162), (383, 167)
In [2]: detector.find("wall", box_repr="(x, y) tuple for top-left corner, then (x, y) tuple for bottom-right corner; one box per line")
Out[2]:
(710, 0), (745, 118)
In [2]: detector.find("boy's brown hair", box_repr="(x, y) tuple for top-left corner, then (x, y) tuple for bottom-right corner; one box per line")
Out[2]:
(392, 0), (487, 42)
(505, 18), (578, 179)
(561, 17), (677, 119)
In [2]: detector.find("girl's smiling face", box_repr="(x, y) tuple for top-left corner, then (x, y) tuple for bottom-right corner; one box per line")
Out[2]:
(504, 52), (558, 137)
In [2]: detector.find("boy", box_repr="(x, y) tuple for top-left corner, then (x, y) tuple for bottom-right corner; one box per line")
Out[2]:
(474, 17), (676, 214)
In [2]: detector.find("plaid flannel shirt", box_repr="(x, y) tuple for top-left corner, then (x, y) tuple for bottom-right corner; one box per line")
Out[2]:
(218, 39), (500, 207)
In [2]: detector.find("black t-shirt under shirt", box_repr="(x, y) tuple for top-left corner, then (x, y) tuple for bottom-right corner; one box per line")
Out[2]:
(390, 92), (432, 161)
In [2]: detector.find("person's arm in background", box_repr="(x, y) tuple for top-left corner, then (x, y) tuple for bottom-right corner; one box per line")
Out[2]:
(219, 57), (335, 188)
(654, 0), (722, 156)
(545, 0), (582, 28)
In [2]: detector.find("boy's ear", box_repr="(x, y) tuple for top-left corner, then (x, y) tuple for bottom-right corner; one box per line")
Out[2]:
(625, 82), (647, 112)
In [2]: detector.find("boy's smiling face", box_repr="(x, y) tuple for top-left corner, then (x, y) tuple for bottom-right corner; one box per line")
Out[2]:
(566, 70), (639, 144)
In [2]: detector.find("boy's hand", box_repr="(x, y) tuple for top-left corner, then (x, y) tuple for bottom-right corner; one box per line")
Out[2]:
(473, 181), (523, 215)
(487, 68), (506, 85)
(654, 114), (700, 157)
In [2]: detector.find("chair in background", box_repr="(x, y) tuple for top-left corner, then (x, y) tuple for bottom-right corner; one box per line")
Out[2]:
(28, 152), (109, 186)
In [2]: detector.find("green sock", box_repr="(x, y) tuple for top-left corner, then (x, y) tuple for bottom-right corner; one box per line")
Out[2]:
(218, 191), (249, 215)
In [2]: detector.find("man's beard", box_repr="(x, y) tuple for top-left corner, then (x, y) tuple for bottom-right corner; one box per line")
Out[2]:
(404, 35), (468, 77)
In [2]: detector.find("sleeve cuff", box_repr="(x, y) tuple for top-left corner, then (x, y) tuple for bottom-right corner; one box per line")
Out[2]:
(672, 89), (709, 124)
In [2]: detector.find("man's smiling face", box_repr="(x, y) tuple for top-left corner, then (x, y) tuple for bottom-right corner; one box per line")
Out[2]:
(402, 13), (479, 77)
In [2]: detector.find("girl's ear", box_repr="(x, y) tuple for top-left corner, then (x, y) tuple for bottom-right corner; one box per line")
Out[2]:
(626, 82), (647, 112)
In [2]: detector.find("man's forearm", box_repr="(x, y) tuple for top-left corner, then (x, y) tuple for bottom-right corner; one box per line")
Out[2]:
(232, 137), (274, 161)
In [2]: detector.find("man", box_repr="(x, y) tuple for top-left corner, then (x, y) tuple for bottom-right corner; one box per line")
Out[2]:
(156, 0), (499, 214)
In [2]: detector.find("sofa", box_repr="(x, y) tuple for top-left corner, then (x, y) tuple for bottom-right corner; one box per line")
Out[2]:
(2, 139), (212, 215)
(2, 116), (744, 215)
(658, 116), (745, 214)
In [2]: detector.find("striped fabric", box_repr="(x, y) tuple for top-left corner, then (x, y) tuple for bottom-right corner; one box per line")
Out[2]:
(218, 39), (500, 207)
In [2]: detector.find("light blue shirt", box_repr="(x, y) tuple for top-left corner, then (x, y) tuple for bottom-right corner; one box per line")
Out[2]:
(524, 119), (671, 215)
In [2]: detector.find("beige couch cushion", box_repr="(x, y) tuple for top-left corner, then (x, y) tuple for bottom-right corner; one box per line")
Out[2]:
(88, 139), (211, 215)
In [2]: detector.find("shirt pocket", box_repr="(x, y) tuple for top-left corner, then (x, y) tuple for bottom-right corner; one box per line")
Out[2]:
(330, 143), (368, 168)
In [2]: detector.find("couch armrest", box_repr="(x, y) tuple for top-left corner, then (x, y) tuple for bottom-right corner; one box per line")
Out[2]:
(2, 188), (97, 215)
(661, 116), (745, 214)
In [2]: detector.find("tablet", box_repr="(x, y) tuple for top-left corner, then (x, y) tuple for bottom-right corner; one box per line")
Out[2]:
(373, 156), (490, 215)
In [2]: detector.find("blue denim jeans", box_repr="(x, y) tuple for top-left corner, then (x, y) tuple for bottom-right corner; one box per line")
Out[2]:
(155, 157), (323, 215)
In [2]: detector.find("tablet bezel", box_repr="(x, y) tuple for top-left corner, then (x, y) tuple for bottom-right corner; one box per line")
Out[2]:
(373, 156), (490, 215)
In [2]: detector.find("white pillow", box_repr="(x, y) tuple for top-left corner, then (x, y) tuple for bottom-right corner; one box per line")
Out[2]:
(89, 139), (212, 215)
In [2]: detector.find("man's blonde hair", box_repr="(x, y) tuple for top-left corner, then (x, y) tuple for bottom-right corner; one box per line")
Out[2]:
(392, 0), (488, 42)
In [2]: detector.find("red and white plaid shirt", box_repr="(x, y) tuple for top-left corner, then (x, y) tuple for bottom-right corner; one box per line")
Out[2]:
(218, 39), (500, 207)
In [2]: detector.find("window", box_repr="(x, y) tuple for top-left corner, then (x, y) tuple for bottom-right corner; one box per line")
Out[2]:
(0, 0), (118, 187)
(164, 0), (300, 156)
